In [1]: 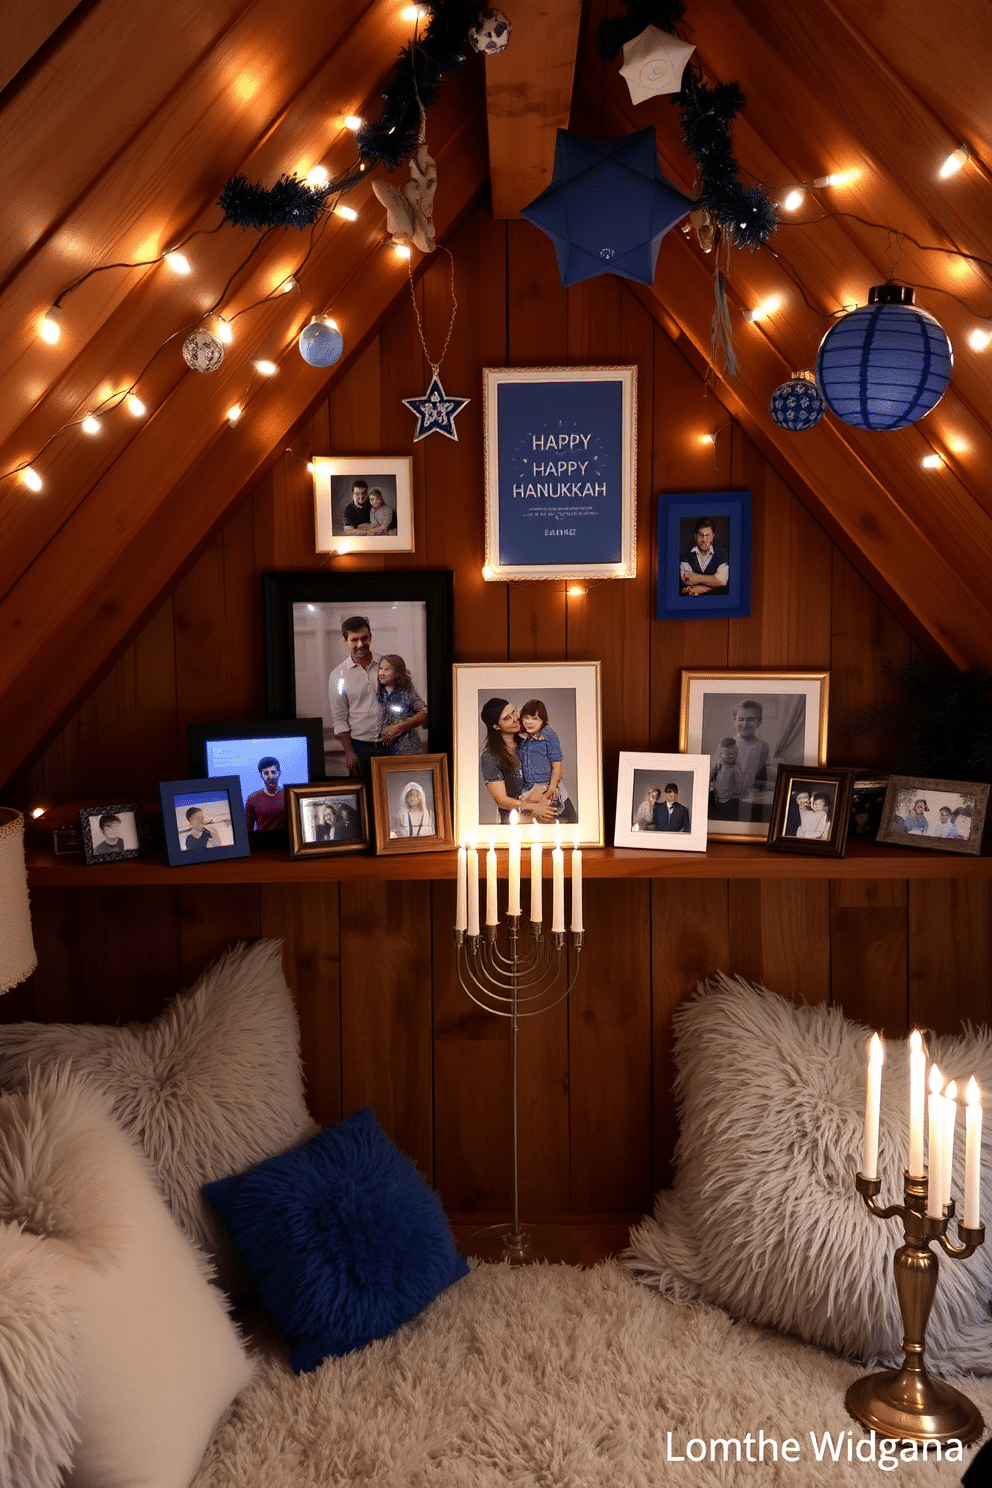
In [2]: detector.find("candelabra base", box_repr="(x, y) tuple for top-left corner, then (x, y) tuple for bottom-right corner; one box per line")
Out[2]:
(846, 1368), (984, 1446)
(459, 1222), (583, 1267)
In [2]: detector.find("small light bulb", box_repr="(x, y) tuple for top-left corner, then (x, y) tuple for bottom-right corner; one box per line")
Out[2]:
(699, 432), (716, 445)
(23, 466), (43, 491)
(567, 585), (586, 597)
(81, 414), (101, 435)
(226, 403), (243, 423)
(968, 327), (991, 351)
(782, 189), (805, 212)
(335, 204), (358, 221)
(742, 296), (780, 322)
(30, 807), (47, 819)
(939, 147), (969, 179)
(281, 277), (298, 294)
(164, 251), (191, 275)
(306, 166), (329, 186)
(320, 315), (339, 331)
(306, 461), (316, 473)
(481, 564), (494, 581)
(922, 453), (944, 469)
(393, 242), (412, 259)
(126, 394), (146, 417)
(814, 170), (858, 188)
(39, 308), (62, 344)
(215, 318), (233, 344)
(343, 115), (363, 131)
(402, 4), (428, 18)
(254, 359), (278, 376)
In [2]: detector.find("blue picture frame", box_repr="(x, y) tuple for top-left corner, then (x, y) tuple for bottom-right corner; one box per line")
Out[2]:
(158, 776), (251, 866)
(657, 491), (752, 620)
(483, 366), (637, 580)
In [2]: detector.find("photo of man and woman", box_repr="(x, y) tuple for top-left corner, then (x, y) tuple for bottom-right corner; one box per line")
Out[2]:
(630, 772), (693, 833)
(332, 475), (398, 536)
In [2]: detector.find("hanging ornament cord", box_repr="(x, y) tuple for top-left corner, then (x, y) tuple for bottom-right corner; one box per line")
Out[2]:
(407, 245), (458, 384)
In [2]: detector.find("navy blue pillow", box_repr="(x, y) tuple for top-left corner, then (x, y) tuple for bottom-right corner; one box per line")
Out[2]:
(204, 1106), (468, 1373)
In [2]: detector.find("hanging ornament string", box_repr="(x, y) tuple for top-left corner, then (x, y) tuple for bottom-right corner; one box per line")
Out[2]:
(407, 245), (458, 381)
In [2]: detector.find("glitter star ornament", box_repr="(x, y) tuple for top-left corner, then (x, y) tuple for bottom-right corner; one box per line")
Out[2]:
(620, 27), (695, 105)
(403, 370), (470, 441)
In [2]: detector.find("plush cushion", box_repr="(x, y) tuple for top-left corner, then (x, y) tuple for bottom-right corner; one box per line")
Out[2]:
(0, 1067), (254, 1488)
(205, 1105), (469, 1373)
(0, 939), (316, 1295)
(626, 973), (992, 1374)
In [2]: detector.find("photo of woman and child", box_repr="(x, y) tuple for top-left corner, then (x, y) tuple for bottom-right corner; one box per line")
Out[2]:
(479, 693), (578, 825)
(783, 781), (835, 839)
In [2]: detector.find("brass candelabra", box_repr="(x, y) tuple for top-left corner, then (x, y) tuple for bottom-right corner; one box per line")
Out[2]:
(848, 1171), (985, 1445)
(454, 915), (583, 1265)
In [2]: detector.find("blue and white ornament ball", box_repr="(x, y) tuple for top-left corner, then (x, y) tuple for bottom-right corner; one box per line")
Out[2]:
(298, 318), (344, 369)
(182, 329), (225, 373)
(469, 7), (511, 53)
(769, 372), (825, 432)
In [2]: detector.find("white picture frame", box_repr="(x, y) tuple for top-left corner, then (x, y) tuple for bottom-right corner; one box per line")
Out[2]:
(312, 456), (415, 555)
(613, 752), (710, 853)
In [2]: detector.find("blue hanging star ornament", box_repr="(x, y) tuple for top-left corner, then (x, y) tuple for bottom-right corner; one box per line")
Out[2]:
(402, 367), (470, 441)
(520, 126), (696, 288)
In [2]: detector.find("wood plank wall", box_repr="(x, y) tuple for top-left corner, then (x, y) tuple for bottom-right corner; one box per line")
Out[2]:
(7, 203), (992, 1216)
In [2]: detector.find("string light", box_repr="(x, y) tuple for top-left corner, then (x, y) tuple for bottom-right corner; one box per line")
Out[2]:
(567, 584), (587, 596)
(968, 327), (991, 351)
(781, 189), (805, 212)
(335, 204), (359, 221)
(939, 147), (970, 180)
(38, 308), (62, 344)
(343, 115), (363, 131)
(306, 166), (330, 186)
(699, 432), (716, 445)
(922, 453), (945, 469)
(254, 359), (278, 376)
(281, 277), (298, 294)
(30, 807), (47, 819)
(163, 251), (192, 275)
(126, 394), (146, 417)
(225, 404), (243, 424)
(214, 317), (233, 344)
(81, 414), (101, 435)
(813, 171), (859, 188)
(393, 243), (412, 259)
(22, 467), (43, 491)
(742, 295), (782, 322)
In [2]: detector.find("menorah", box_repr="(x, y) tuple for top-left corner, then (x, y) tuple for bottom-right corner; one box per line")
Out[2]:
(453, 819), (584, 1265)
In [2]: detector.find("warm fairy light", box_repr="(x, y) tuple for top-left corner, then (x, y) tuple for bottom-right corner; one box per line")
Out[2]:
(939, 146), (970, 179)
(254, 359), (278, 376)
(30, 807), (46, 819)
(782, 189), (805, 212)
(215, 318), (233, 344)
(319, 315), (340, 331)
(39, 308), (62, 344)
(968, 327), (991, 351)
(306, 461), (316, 473)
(225, 403), (243, 423)
(281, 277), (298, 294)
(393, 243), (412, 259)
(814, 170), (859, 188)
(306, 166), (329, 186)
(403, 4), (429, 17)
(163, 251), (191, 275)
(481, 564), (494, 580)
(567, 585), (586, 597)
(22, 466), (42, 491)
(343, 115), (364, 131)
(699, 432), (716, 445)
(948, 433), (971, 454)
(335, 204), (358, 221)
(742, 295), (781, 322)
(81, 414), (101, 435)
(126, 394), (146, 417)
(922, 453), (944, 469)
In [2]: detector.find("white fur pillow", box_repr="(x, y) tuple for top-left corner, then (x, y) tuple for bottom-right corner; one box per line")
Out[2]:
(0, 939), (316, 1295)
(0, 1067), (254, 1488)
(626, 973), (992, 1373)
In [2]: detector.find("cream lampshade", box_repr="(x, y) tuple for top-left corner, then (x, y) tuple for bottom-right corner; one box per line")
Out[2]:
(0, 808), (37, 993)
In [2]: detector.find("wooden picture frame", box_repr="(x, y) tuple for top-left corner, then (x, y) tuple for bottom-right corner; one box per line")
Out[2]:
(876, 775), (989, 856)
(311, 456), (414, 555)
(188, 716), (324, 850)
(613, 752), (710, 853)
(453, 661), (604, 846)
(286, 782), (370, 858)
(766, 765), (854, 857)
(370, 753), (453, 855)
(657, 491), (752, 620)
(158, 777), (251, 865)
(79, 803), (153, 864)
(482, 366), (637, 581)
(263, 571), (454, 778)
(679, 669), (829, 843)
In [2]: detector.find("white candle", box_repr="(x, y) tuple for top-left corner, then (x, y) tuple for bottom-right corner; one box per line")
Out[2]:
(507, 810), (521, 917)
(467, 837), (480, 937)
(909, 1030), (926, 1178)
(927, 1065), (944, 1218)
(455, 844), (467, 932)
(529, 821), (543, 924)
(551, 821), (565, 932)
(862, 1033), (884, 1181)
(571, 828), (583, 933)
(486, 838), (498, 926)
(941, 1079), (958, 1210)
(964, 1077), (983, 1228)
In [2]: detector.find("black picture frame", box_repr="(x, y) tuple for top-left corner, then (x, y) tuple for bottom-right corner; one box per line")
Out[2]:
(158, 777), (252, 866)
(78, 803), (154, 864)
(187, 716), (324, 851)
(262, 570), (454, 778)
(766, 766), (854, 858)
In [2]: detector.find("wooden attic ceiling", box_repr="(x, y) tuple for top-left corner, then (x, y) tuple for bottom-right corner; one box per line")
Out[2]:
(2, 0), (992, 788)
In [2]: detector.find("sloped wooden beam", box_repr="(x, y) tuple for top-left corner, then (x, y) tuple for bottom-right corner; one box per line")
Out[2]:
(484, 0), (582, 218)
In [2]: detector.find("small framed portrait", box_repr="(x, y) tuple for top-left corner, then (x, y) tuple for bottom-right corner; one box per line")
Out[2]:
(453, 661), (603, 846)
(263, 570), (453, 779)
(849, 774), (890, 839)
(311, 456), (414, 555)
(78, 803), (153, 864)
(680, 670), (829, 843)
(766, 766), (854, 858)
(188, 718), (324, 850)
(613, 753), (710, 853)
(657, 491), (752, 620)
(287, 783), (370, 859)
(158, 777), (251, 866)
(370, 754), (453, 856)
(876, 775), (989, 857)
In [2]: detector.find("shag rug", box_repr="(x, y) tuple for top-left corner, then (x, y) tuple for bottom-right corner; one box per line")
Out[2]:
(191, 1259), (992, 1485)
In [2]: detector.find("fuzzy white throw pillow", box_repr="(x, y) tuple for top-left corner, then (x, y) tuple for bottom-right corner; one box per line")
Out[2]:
(0, 939), (317, 1295)
(626, 973), (992, 1373)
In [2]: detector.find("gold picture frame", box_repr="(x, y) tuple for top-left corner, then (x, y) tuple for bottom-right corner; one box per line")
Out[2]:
(370, 753), (454, 856)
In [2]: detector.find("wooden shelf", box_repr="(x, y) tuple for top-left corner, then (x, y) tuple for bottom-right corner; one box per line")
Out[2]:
(25, 836), (992, 886)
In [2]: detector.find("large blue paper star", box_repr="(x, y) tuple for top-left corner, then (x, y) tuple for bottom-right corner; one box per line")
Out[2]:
(520, 126), (696, 289)
(402, 372), (470, 441)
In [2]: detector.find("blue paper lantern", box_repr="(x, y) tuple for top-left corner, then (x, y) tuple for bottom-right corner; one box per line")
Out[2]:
(299, 317), (344, 368)
(769, 371), (825, 432)
(815, 285), (952, 431)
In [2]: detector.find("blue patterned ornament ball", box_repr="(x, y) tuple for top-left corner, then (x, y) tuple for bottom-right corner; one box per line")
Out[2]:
(182, 329), (225, 373)
(815, 285), (952, 431)
(298, 318), (344, 368)
(769, 371), (825, 432)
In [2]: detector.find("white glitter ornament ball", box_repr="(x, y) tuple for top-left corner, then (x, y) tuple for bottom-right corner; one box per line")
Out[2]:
(469, 8), (511, 53)
(182, 329), (225, 373)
